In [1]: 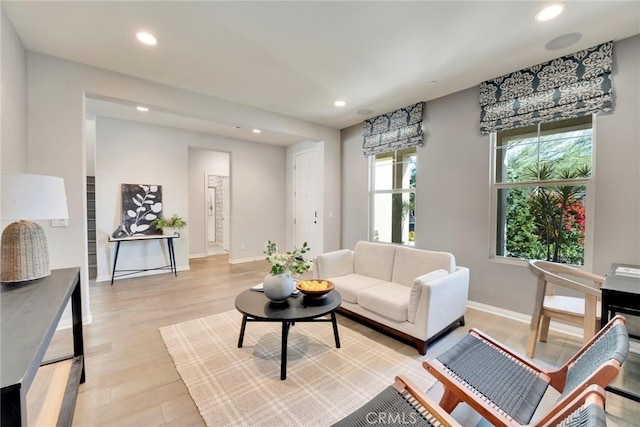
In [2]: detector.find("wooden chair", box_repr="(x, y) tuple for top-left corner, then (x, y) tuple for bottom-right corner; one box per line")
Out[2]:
(332, 377), (608, 427)
(527, 259), (605, 358)
(423, 316), (627, 427)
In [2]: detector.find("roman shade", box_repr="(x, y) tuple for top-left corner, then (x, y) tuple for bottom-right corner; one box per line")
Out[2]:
(363, 102), (425, 156)
(479, 42), (613, 135)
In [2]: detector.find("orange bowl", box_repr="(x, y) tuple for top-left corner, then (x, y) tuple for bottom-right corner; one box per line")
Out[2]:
(296, 279), (334, 298)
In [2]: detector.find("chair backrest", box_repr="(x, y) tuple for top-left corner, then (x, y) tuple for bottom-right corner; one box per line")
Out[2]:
(529, 260), (604, 299)
(561, 318), (628, 399)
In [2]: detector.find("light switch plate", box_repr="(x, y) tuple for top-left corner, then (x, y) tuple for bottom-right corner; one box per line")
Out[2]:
(51, 219), (68, 227)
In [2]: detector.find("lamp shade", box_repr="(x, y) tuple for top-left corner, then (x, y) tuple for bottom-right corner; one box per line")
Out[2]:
(1, 174), (69, 283)
(1, 173), (69, 220)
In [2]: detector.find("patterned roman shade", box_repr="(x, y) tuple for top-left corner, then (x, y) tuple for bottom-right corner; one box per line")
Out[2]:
(479, 42), (613, 135)
(363, 102), (425, 156)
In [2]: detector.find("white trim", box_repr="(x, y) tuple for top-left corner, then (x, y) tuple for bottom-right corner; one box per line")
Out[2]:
(468, 300), (640, 354)
(229, 256), (264, 264)
(189, 253), (206, 259)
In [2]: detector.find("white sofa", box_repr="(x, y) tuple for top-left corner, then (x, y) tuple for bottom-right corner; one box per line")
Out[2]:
(315, 241), (469, 354)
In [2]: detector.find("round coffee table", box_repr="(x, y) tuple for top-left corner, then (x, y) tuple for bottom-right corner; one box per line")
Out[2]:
(235, 289), (342, 380)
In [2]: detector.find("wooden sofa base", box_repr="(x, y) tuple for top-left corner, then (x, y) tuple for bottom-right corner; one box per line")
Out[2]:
(337, 307), (465, 355)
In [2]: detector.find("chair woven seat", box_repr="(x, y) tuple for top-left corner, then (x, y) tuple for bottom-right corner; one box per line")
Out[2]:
(332, 385), (442, 427)
(436, 334), (548, 424)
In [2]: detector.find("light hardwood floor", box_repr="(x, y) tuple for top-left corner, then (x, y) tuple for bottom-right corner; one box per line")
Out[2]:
(41, 255), (639, 426)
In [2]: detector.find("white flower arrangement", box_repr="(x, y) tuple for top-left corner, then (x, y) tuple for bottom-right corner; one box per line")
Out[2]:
(264, 240), (312, 275)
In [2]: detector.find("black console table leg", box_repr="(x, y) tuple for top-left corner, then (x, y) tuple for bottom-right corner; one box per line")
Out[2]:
(71, 278), (86, 383)
(110, 241), (121, 285)
(167, 238), (177, 277)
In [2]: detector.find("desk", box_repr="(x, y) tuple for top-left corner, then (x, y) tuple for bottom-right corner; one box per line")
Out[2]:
(1, 268), (85, 426)
(601, 263), (640, 402)
(108, 233), (178, 285)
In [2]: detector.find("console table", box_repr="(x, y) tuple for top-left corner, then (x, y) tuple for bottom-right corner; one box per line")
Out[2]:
(1, 268), (85, 426)
(108, 233), (178, 285)
(601, 263), (640, 402)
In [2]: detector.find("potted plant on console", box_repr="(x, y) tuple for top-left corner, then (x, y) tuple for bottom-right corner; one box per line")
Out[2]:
(152, 214), (187, 237)
(263, 240), (312, 302)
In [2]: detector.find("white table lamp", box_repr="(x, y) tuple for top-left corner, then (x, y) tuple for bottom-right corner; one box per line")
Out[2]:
(1, 173), (69, 283)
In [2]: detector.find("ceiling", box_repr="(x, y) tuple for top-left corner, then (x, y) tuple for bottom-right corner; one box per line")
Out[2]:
(4, 1), (639, 144)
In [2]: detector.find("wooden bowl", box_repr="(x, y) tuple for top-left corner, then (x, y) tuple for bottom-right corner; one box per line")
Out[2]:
(296, 279), (334, 299)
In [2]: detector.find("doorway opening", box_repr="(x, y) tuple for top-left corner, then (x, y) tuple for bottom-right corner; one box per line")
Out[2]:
(205, 174), (230, 256)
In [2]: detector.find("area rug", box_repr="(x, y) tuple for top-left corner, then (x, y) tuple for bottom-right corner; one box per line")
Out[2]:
(160, 310), (435, 427)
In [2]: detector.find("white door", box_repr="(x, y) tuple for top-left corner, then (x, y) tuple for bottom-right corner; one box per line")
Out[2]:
(293, 149), (320, 257)
(222, 177), (230, 251)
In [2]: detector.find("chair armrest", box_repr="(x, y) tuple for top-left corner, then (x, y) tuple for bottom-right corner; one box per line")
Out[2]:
(315, 249), (354, 279)
(534, 384), (606, 427)
(393, 375), (461, 427)
(412, 267), (469, 336)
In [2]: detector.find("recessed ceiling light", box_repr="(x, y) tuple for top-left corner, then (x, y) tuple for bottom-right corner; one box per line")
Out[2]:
(252, 129), (262, 134)
(334, 100), (346, 107)
(535, 4), (565, 22)
(136, 31), (157, 46)
(136, 106), (149, 112)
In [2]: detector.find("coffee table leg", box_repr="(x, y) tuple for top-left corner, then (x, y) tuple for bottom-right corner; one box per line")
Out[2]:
(281, 321), (290, 380)
(331, 311), (341, 348)
(237, 314), (247, 348)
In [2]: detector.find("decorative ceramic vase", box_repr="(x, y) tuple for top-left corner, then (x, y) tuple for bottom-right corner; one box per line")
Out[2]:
(263, 272), (294, 302)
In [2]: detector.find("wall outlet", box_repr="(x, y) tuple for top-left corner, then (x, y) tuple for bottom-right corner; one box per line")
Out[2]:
(51, 219), (68, 227)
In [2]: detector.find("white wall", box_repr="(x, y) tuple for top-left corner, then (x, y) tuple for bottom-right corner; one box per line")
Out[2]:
(1, 9), (27, 173)
(95, 117), (190, 281)
(341, 35), (640, 316)
(188, 147), (229, 257)
(23, 51), (340, 321)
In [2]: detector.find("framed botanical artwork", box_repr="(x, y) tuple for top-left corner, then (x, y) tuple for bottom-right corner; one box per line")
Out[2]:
(121, 183), (163, 236)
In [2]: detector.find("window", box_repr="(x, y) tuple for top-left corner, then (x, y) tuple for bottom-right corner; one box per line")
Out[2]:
(491, 116), (593, 265)
(370, 147), (416, 245)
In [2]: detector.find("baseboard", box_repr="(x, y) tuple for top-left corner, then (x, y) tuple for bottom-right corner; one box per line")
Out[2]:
(229, 256), (264, 264)
(468, 300), (640, 354)
(57, 313), (93, 329)
(189, 253), (206, 259)
(95, 265), (191, 283)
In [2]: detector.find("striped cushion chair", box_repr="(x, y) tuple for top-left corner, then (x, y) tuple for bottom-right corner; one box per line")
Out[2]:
(423, 316), (627, 426)
(332, 377), (608, 427)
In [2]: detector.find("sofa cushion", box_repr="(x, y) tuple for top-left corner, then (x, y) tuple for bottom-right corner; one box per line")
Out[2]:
(408, 269), (449, 323)
(353, 241), (396, 282)
(391, 246), (455, 287)
(357, 282), (410, 322)
(331, 273), (387, 304)
(316, 249), (353, 279)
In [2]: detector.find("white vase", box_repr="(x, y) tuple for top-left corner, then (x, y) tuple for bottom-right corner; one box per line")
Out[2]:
(263, 273), (294, 302)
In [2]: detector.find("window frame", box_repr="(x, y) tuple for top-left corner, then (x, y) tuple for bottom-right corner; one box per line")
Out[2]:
(489, 115), (596, 268)
(368, 148), (417, 246)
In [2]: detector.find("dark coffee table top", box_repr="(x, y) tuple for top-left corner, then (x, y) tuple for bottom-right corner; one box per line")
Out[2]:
(235, 289), (342, 321)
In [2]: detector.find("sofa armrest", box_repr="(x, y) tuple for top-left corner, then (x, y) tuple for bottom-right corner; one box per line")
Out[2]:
(412, 267), (469, 339)
(315, 249), (354, 279)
